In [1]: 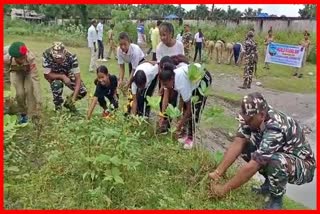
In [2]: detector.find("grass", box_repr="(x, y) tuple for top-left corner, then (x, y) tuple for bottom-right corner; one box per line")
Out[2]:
(211, 90), (243, 105)
(5, 33), (316, 94)
(4, 35), (310, 210)
(205, 59), (316, 94)
(202, 105), (238, 134)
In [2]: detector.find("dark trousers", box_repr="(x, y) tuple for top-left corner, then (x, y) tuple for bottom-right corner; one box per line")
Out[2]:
(128, 58), (145, 76)
(186, 71), (212, 137)
(233, 44), (241, 64)
(97, 95), (119, 110)
(136, 75), (158, 117)
(152, 52), (157, 61)
(194, 42), (203, 62)
(98, 40), (104, 59)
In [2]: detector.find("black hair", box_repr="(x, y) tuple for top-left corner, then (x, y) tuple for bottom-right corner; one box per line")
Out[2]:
(199, 29), (203, 38)
(94, 65), (109, 85)
(157, 20), (162, 27)
(171, 54), (189, 65)
(119, 32), (130, 42)
(133, 70), (147, 88)
(96, 65), (109, 75)
(159, 22), (174, 38)
(159, 56), (175, 69)
(159, 62), (175, 82)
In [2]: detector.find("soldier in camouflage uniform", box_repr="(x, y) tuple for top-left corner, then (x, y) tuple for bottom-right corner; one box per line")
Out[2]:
(42, 42), (87, 112)
(239, 31), (257, 89)
(182, 24), (193, 59)
(209, 92), (315, 210)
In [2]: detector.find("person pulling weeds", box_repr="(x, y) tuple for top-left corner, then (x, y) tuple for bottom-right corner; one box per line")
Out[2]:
(42, 42), (87, 112)
(209, 92), (315, 210)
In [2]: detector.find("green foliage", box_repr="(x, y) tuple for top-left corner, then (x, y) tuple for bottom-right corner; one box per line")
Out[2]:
(4, 17), (87, 47)
(298, 4), (316, 19)
(187, 63), (205, 84)
(213, 151), (224, 164)
(165, 104), (181, 119)
(3, 34), (311, 210)
(307, 46), (316, 64)
(146, 96), (161, 110)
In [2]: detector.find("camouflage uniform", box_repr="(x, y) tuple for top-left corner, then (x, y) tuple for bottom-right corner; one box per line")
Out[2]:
(43, 42), (87, 110)
(242, 31), (257, 88)
(182, 31), (193, 59)
(236, 93), (315, 198)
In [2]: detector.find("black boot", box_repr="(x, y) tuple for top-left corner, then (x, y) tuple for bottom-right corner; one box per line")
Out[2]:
(252, 178), (270, 195)
(55, 105), (62, 111)
(63, 96), (78, 113)
(264, 195), (283, 210)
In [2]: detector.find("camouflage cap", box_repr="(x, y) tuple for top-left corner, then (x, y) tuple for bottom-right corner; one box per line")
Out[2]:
(184, 23), (190, 27)
(51, 42), (66, 59)
(240, 92), (268, 117)
(247, 31), (254, 38)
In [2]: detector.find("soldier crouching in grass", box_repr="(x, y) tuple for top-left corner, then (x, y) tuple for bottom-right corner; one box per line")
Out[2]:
(42, 42), (87, 112)
(209, 92), (315, 210)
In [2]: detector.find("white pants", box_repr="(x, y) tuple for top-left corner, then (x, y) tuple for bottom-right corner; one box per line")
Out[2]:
(89, 47), (98, 72)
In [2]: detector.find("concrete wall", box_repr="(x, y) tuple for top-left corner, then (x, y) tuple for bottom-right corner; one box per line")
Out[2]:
(182, 19), (316, 33)
(56, 18), (316, 33)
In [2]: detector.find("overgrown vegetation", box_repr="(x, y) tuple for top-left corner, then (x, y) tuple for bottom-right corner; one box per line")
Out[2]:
(4, 109), (307, 209)
(3, 19), (314, 208)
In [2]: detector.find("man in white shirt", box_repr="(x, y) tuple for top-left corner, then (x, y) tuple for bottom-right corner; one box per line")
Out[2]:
(96, 20), (107, 61)
(87, 19), (98, 72)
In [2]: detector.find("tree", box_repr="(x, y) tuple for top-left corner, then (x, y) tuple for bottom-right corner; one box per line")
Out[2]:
(77, 5), (88, 27)
(243, 7), (254, 17)
(226, 5), (242, 19)
(255, 8), (263, 16)
(298, 4), (316, 18)
(195, 4), (209, 20)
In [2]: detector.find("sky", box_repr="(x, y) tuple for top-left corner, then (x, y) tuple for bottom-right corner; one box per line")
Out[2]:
(176, 4), (306, 17)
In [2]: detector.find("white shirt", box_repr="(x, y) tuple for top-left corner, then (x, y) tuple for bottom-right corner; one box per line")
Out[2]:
(117, 44), (145, 70)
(176, 33), (183, 43)
(194, 32), (204, 43)
(235, 42), (245, 52)
(87, 25), (98, 48)
(174, 64), (201, 102)
(156, 40), (184, 63)
(137, 24), (146, 44)
(96, 22), (103, 41)
(131, 63), (159, 95)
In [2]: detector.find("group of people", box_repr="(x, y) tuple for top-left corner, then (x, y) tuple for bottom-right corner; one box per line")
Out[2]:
(4, 20), (315, 210)
(87, 19), (117, 73)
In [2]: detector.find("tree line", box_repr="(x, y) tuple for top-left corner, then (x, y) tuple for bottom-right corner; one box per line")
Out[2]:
(5, 4), (316, 27)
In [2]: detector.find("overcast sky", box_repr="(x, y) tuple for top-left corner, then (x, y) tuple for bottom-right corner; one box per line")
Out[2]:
(176, 4), (306, 17)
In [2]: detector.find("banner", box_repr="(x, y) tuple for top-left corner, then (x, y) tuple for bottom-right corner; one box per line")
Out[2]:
(265, 42), (305, 68)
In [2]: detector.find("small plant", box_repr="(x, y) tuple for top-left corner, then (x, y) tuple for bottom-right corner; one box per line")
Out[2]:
(164, 104), (182, 141)
(187, 63), (205, 84)
(146, 95), (161, 137)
